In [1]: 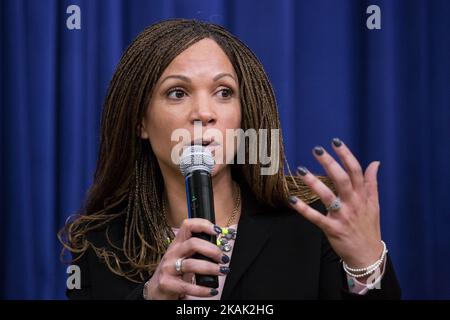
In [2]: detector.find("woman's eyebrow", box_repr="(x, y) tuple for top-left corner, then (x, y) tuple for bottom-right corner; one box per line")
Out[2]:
(159, 73), (236, 86)
(213, 73), (236, 82)
(159, 74), (191, 86)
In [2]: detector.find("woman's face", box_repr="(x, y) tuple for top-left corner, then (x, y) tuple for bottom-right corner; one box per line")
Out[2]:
(141, 38), (242, 177)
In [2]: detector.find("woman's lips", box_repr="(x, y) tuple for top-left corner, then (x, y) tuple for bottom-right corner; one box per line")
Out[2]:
(188, 139), (218, 147)
(183, 140), (221, 157)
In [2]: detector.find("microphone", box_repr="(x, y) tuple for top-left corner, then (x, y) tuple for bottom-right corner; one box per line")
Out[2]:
(179, 145), (219, 289)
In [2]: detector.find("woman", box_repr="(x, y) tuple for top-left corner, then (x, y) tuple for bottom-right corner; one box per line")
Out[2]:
(59, 19), (401, 300)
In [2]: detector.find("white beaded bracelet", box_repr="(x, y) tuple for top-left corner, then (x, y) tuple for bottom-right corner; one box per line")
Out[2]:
(342, 240), (388, 278)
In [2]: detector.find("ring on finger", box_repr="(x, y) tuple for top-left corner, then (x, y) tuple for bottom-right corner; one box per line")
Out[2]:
(175, 258), (184, 275)
(327, 197), (342, 212)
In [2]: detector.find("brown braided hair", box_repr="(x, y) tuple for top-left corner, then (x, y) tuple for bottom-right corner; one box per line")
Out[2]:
(58, 19), (331, 283)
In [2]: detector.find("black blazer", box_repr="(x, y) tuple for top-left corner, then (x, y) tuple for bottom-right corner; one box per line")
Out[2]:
(67, 186), (401, 300)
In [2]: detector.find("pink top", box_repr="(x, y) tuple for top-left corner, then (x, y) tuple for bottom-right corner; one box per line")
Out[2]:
(172, 224), (385, 299)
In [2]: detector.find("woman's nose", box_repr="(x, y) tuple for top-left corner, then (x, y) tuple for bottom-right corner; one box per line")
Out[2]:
(189, 98), (217, 126)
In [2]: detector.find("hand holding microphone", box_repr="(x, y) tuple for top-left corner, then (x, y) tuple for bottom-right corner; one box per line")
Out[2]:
(179, 145), (220, 289)
(143, 146), (227, 299)
(143, 218), (228, 299)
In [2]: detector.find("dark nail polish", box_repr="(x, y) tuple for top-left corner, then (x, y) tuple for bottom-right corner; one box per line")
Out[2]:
(332, 138), (342, 147)
(221, 254), (230, 263)
(314, 146), (324, 156)
(288, 196), (298, 205)
(220, 238), (228, 245)
(297, 166), (308, 176)
(213, 225), (222, 234)
(220, 266), (230, 274)
(210, 288), (219, 296)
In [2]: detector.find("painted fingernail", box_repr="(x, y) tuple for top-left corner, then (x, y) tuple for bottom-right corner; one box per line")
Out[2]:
(225, 233), (234, 240)
(213, 225), (222, 234)
(288, 196), (298, 205)
(314, 146), (324, 156)
(210, 288), (219, 296)
(332, 138), (342, 147)
(221, 254), (230, 263)
(220, 244), (232, 252)
(220, 238), (228, 245)
(220, 266), (230, 274)
(297, 166), (308, 176)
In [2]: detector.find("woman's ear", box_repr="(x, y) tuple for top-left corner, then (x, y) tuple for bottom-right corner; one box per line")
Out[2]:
(138, 120), (149, 139)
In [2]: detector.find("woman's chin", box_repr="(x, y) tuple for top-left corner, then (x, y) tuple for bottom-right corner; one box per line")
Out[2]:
(210, 163), (229, 178)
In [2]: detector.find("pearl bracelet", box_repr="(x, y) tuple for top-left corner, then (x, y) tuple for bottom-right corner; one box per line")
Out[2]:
(342, 240), (388, 278)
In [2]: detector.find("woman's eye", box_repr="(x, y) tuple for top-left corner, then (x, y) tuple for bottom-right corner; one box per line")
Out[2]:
(167, 89), (186, 99)
(216, 88), (233, 99)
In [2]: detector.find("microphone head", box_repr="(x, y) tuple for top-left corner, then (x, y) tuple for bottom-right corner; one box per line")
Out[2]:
(179, 145), (215, 177)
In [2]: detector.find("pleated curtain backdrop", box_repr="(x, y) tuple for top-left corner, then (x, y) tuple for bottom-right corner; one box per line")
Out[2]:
(1, 0), (449, 299)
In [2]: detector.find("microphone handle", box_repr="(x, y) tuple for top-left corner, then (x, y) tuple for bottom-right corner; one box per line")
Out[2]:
(185, 170), (219, 289)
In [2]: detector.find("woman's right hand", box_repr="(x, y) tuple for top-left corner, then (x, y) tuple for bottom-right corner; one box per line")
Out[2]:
(144, 218), (229, 300)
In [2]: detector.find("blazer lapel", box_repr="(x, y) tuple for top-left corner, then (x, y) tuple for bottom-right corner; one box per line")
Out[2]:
(221, 188), (277, 300)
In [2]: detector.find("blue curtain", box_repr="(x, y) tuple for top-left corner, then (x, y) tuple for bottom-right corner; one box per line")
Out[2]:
(1, 0), (449, 299)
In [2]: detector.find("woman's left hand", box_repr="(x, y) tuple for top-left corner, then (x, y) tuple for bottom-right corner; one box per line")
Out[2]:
(289, 138), (383, 269)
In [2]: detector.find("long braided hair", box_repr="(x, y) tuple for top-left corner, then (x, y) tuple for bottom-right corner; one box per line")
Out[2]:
(58, 19), (327, 282)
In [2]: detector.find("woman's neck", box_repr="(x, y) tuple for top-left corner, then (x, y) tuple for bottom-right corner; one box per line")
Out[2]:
(161, 165), (238, 228)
